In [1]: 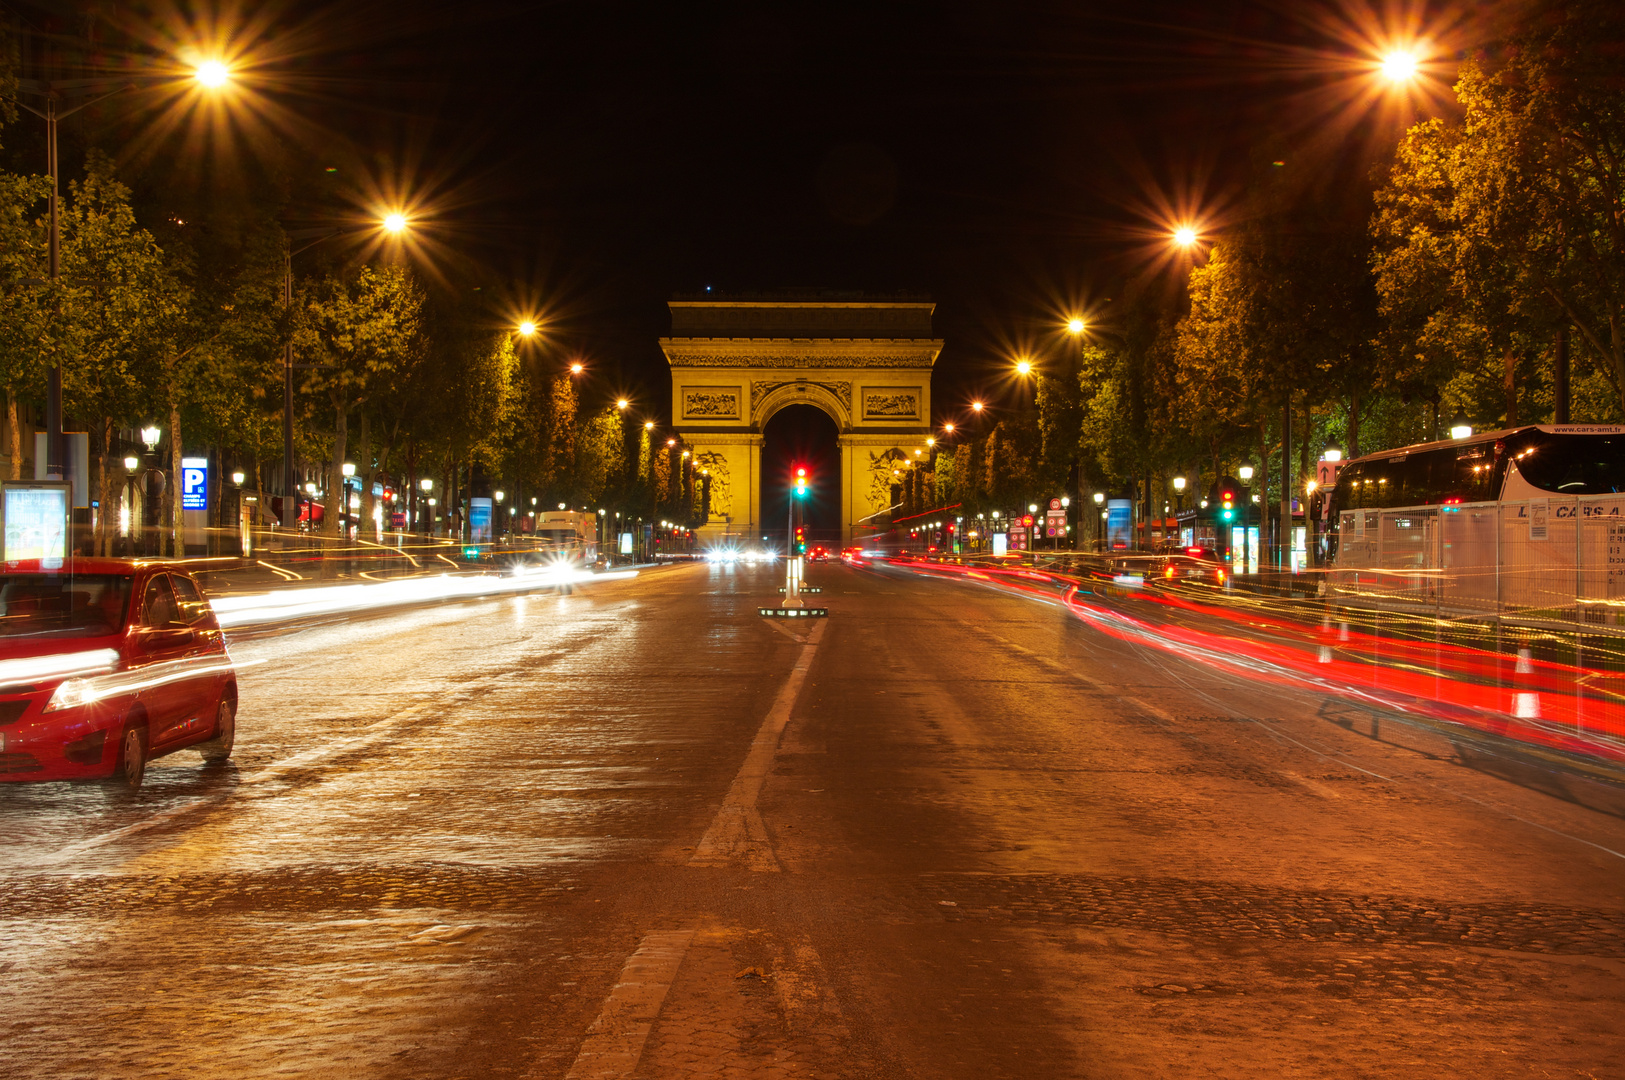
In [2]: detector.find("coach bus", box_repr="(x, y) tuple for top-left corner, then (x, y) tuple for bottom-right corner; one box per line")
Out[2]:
(1326, 425), (1625, 627)
(533, 510), (598, 562)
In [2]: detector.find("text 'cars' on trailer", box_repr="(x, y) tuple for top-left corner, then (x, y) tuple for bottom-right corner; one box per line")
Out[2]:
(1326, 425), (1625, 628)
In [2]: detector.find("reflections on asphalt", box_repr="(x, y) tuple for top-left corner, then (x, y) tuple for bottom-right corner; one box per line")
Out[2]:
(0, 558), (1622, 1079)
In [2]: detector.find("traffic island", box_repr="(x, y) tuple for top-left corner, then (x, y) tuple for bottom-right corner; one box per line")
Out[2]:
(759, 606), (827, 617)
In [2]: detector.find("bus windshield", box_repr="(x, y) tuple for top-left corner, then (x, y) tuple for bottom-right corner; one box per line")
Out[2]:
(1504, 430), (1625, 495)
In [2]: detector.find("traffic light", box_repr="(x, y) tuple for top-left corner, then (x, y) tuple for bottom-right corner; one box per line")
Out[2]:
(794, 525), (806, 554)
(794, 466), (808, 498)
(1219, 486), (1236, 523)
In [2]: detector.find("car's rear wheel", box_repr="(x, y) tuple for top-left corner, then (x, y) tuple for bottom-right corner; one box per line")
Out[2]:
(109, 723), (147, 792)
(198, 696), (236, 763)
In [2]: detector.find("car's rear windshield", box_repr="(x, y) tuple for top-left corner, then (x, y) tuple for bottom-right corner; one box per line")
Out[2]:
(0, 574), (132, 638)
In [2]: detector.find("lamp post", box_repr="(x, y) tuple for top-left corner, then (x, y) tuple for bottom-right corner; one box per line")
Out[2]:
(340, 462), (356, 539)
(281, 214), (409, 529)
(419, 478), (433, 535)
(14, 64), (231, 488)
(137, 426), (164, 555)
(120, 455), (140, 554)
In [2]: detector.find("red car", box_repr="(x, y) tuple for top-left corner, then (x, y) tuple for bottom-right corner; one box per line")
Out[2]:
(0, 559), (237, 792)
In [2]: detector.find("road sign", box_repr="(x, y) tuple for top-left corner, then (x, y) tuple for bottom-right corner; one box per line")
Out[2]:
(181, 457), (209, 511)
(1049, 498), (1062, 511)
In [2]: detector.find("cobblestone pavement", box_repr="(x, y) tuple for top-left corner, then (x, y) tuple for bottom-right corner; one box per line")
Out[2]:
(0, 560), (1621, 1078)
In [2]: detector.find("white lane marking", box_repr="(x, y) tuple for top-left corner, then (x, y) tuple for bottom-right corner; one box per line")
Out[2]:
(689, 621), (826, 871)
(563, 929), (695, 1080)
(25, 703), (432, 867)
(775, 939), (850, 1038)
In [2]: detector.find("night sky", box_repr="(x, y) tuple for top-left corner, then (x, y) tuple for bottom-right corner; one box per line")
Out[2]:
(248, 0), (1473, 400)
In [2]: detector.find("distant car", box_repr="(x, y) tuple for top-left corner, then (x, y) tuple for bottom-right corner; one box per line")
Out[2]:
(806, 546), (829, 562)
(1102, 554), (1160, 587)
(1154, 547), (1228, 586)
(0, 560), (237, 792)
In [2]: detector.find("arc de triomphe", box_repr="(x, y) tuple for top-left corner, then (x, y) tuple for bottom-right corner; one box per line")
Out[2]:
(661, 298), (942, 546)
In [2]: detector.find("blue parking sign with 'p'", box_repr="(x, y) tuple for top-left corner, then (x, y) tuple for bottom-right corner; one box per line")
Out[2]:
(181, 457), (208, 511)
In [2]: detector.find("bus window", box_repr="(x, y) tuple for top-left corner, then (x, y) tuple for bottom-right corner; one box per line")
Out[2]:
(1398, 450), (1446, 505)
(1507, 432), (1625, 495)
(1362, 457), (1406, 508)
(1448, 445), (1498, 503)
(1332, 462), (1364, 511)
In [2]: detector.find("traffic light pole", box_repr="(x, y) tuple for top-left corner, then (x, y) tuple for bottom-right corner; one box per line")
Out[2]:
(785, 469), (808, 607)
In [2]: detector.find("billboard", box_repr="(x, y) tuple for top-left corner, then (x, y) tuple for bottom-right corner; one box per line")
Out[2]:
(1106, 499), (1132, 549)
(2, 483), (70, 568)
(469, 497), (493, 542)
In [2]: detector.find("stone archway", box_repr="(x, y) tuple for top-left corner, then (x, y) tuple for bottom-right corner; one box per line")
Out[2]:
(661, 297), (942, 545)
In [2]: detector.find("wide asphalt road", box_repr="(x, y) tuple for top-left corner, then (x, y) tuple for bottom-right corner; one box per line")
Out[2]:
(2, 559), (1622, 1079)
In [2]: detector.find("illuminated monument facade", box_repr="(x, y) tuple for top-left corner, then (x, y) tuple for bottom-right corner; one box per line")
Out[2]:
(660, 297), (942, 545)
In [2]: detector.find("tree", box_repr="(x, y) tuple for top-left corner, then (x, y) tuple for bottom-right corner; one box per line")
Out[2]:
(534, 369), (579, 504)
(55, 153), (179, 553)
(0, 167), (50, 479)
(1373, 0), (1625, 417)
(576, 405), (626, 508)
(295, 264), (424, 540)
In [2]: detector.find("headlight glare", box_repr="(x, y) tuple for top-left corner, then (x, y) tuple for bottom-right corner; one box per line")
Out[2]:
(45, 678), (101, 713)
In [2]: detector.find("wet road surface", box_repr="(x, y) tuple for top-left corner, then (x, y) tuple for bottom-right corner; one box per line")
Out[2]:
(2, 560), (1623, 1078)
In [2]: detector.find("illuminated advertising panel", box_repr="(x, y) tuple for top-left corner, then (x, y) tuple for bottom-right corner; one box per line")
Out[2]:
(2, 483), (70, 568)
(469, 498), (493, 542)
(1106, 499), (1132, 550)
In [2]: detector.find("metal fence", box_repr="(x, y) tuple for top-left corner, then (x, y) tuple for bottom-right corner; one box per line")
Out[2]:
(1332, 497), (1625, 628)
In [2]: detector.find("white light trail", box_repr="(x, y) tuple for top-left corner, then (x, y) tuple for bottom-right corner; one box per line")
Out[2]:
(0, 649), (119, 691)
(209, 567), (639, 630)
